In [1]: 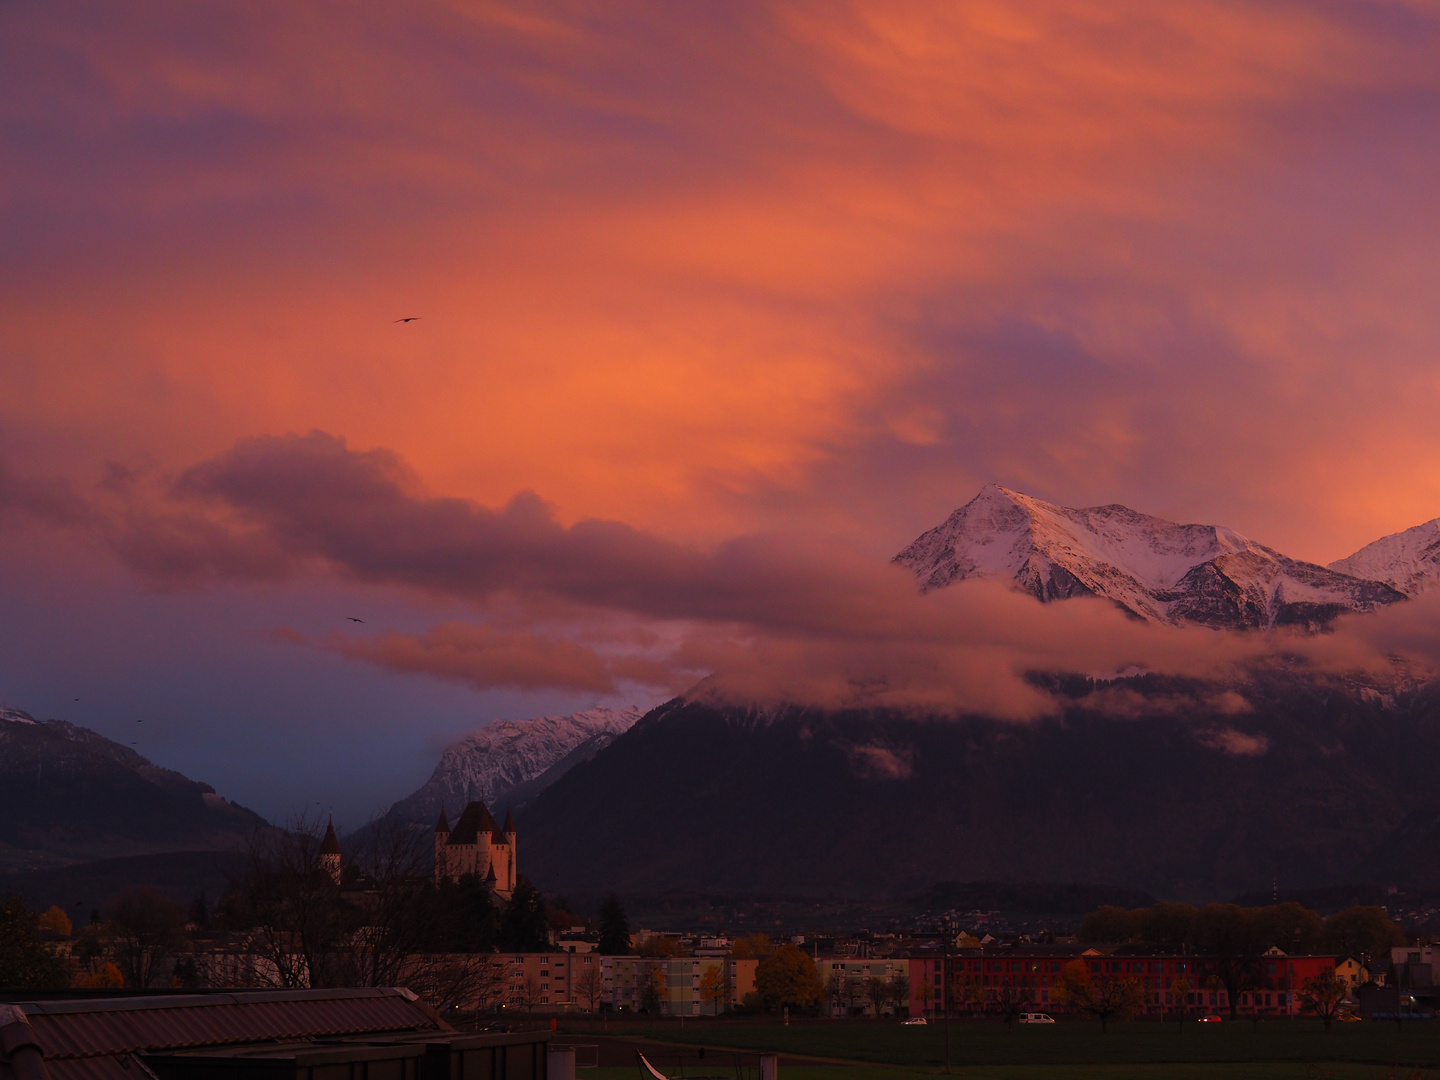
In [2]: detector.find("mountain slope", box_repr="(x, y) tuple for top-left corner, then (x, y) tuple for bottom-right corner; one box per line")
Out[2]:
(895, 484), (1404, 629)
(1330, 518), (1440, 597)
(517, 678), (1440, 900)
(375, 706), (642, 830)
(0, 706), (268, 872)
(491, 730), (625, 817)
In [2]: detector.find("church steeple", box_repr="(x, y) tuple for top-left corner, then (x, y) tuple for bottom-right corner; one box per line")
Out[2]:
(319, 818), (343, 885)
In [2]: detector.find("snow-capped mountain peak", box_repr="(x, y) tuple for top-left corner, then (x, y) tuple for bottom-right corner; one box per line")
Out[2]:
(375, 706), (643, 830)
(895, 485), (1405, 630)
(1329, 518), (1440, 597)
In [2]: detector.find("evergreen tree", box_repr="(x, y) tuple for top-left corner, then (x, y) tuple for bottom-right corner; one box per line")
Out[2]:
(424, 874), (498, 952)
(498, 877), (549, 952)
(598, 894), (630, 955)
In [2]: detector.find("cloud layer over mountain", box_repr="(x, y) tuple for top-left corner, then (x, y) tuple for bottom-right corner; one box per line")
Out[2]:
(8, 432), (1440, 721)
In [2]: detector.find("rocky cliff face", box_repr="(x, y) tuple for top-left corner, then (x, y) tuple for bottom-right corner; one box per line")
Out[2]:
(895, 484), (1405, 629)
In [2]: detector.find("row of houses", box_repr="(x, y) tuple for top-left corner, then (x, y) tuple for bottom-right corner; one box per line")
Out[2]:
(189, 946), (1359, 1018)
(907, 946), (1345, 1018)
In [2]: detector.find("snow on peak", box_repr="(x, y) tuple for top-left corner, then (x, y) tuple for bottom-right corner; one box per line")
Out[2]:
(1328, 518), (1440, 597)
(0, 706), (37, 724)
(895, 486), (1406, 630)
(383, 705), (644, 826)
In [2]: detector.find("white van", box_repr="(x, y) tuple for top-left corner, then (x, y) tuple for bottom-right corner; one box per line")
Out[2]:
(1018, 1013), (1055, 1024)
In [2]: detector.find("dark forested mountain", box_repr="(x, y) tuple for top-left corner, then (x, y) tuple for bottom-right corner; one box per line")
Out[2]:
(518, 674), (1440, 901)
(0, 706), (267, 872)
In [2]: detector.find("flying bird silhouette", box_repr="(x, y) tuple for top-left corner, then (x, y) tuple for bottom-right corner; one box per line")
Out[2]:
(347, 617), (365, 623)
(394, 317), (420, 323)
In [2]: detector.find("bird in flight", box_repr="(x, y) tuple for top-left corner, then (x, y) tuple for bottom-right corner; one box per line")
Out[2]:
(347, 616), (365, 623)
(394, 317), (420, 323)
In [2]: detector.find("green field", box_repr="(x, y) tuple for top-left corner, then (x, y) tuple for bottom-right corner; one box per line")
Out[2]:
(590, 1068), (1432, 1080)
(590, 1018), (1440, 1079)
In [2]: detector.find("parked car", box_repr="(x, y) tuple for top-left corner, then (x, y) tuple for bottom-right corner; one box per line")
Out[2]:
(1197, 1015), (1223, 1023)
(902, 1017), (928, 1025)
(1018, 1013), (1055, 1024)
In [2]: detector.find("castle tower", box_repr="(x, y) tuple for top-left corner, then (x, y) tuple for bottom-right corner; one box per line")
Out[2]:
(319, 818), (343, 885)
(434, 808), (450, 881)
(502, 810), (517, 896)
(435, 800), (507, 895)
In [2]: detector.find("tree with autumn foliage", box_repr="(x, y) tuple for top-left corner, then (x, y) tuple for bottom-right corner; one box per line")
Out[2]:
(1298, 970), (1348, 1032)
(1053, 960), (1145, 1032)
(731, 933), (775, 959)
(0, 895), (69, 989)
(754, 945), (824, 1014)
(699, 964), (730, 1015)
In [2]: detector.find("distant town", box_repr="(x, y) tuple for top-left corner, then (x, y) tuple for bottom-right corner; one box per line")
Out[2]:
(4, 798), (1436, 1030)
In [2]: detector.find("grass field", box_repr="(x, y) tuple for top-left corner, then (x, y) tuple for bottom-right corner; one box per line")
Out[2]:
(583, 1018), (1440, 1079)
(588, 1067), (1434, 1080)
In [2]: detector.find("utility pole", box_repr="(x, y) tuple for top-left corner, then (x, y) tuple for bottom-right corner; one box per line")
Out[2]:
(943, 914), (952, 1074)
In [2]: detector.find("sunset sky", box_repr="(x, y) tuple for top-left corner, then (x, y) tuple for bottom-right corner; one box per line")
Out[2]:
(4, 2), (1440, 826)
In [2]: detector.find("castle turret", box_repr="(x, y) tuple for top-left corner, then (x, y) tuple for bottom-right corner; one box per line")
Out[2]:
(319, 818), (343, 885)
(502, 810), (517, 895)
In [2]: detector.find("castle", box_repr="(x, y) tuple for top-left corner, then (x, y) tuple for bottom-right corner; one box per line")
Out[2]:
(434, 801), (517, 901)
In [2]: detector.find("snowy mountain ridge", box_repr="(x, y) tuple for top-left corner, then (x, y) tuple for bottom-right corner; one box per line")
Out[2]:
(1329, 517), (1440, 597)
(895, 484), (1410, 630)
(376, 706), (643, 829)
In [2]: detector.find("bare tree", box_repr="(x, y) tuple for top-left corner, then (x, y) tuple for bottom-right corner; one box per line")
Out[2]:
(844, 974), (865, 1016)
(888, 972), (910, 1017)
(221, 813), (347, 988)
(518, 970), (542, 1015)
(404, 953), (507, 1019)
(993, 983), (1034, 1029)
(222, 812), (457, 996)
(577, 961), (605, 1013)
(864, 975), (889, 1017)
(331, 814), (432, 989)
(1168, 974), (1194, 1029)
(112, 888), (185, 989)
(950, 970), (982, 1018)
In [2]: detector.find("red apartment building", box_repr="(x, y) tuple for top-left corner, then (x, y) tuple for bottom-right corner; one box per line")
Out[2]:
(907, 947), (1336, 1018)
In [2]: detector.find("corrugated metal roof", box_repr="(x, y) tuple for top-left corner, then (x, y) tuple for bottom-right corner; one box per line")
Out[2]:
(4, 989), (444, 1080)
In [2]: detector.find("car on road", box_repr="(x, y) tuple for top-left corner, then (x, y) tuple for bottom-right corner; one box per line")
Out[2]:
(1018, 1013), (1055, 1024)
(902, 1017), (928, 1025)
(1197, 1015), (1223, 1023)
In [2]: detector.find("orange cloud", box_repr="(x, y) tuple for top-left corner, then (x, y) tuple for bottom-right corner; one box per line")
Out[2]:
(4, 1), (1440, 747)
(4, 0), (1440, 564)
